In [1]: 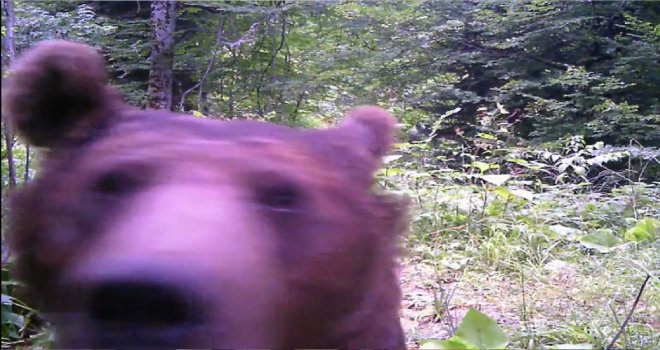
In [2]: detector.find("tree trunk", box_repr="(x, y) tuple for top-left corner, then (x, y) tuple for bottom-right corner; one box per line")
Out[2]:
(2, 0), (17, 189)
(147, 0), (178, 110)
(1, 121), (16, 189)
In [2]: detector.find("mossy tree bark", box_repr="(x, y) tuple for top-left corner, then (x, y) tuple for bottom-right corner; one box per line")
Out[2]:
(147, 0), (178, 111)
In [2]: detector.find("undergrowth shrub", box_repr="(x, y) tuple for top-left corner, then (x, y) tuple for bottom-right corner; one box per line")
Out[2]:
(379, 136), (658, 349)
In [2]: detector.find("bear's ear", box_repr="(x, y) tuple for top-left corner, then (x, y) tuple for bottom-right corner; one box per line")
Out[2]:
(328, 106), (399, 185)
(2, 40), (120, 148)
(338, 106), (398, 161)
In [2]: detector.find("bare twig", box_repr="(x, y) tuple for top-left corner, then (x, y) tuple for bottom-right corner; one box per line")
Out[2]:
(520, 270), (538, 347)
(435, 267), (464, 333)
(195, 17), (228, 111)
(256, 13), (287, 117)
(605, 274), (651, 350)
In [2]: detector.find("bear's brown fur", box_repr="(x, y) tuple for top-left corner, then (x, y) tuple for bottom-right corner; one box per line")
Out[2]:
(3, 40), (409, 349)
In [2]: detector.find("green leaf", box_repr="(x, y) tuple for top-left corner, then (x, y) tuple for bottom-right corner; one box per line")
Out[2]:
(624, 218), (658, 242)
(454, 309), (508, 349)
(382, 155), (403, 164)
(480, 175), (511, 186)
(579, 231), (622, 253)
(471, 162), (500, 173)
(551, 344), (593, 350)
(420, 337), (477, 350)
(493, 186), (514, 200)
(440, 107), (463, 118)
(510, 188), (534, 201)
(549, 225), (580, 240)
(191, 110), (207, 118)
(1, 310), (25, 328)
(378, 168), (405, 176)
(507, 158), (530, 167)
(477, 132), (498, 140)
(496, 102), (509, 114)
(573, 165), (586, 176)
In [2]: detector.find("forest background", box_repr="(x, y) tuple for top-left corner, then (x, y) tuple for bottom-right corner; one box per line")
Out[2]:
(1, 1), (658, 349)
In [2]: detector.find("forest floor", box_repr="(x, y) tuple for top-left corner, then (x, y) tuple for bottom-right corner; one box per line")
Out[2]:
(399, 251), (659, 349)
(383, 177), (660, 349)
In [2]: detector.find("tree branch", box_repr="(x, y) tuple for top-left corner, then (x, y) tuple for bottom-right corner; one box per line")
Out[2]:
(178, 20), (261, 112)
(256, 14), (287, 117)
(605, 274), (651, 350)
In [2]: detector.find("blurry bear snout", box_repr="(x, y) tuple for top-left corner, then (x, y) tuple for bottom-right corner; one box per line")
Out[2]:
(88, 280), (201, 327)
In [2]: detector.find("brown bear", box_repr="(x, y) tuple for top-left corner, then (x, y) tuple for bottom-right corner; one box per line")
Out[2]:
(2, 40), (409, 349)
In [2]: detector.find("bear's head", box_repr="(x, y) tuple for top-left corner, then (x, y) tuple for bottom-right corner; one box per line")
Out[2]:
(3, 40), (408, 349)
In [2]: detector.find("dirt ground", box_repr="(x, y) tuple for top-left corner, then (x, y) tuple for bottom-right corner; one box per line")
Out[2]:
(398, 259), (613, 348)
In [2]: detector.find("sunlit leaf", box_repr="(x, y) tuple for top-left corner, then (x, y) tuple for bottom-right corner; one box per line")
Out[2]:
(480, 175), (511, 186)
(493, 186), (514, 200)
(454, 309), (508, 349)
(496, 102), (509, 114)
(510, 188), (534, 201)
(382, 155), (403, 164)
(579, 231), (622, 253)
(191, 110), (207, 118)
(477, 132), (498, 140)
(624, 218), (658, 242)
(377, 167), (406, 178)
(573, 165), (586, 176)
(420, 337), (476, 349)
(470, 161), (500, 173)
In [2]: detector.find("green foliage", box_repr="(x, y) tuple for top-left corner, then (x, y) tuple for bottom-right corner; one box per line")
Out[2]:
(1, 265), (50, 348)
(579, 230), (622, 254)
(420, 309), (508, 349)
(4, 0), (657, 143)
(380, 136), (658, 348)
(374, 0), (659, 146)
(624, 218), (658, 242)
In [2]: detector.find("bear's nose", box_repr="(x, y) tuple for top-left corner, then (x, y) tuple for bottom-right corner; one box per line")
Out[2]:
(88, 281), (199, 327)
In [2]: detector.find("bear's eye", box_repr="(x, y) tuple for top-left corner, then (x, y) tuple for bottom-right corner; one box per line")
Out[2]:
(93, 169), (142, 197)
(256, 183), (302, 212)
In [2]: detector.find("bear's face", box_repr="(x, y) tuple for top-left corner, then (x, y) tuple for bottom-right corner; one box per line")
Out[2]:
(4, 40), (407, 348)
